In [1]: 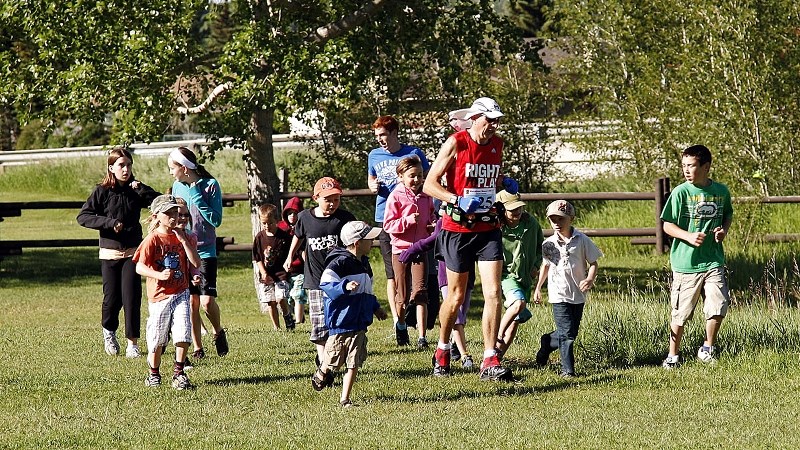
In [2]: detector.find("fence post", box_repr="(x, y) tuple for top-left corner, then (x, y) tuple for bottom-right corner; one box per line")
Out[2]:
(278, 167), (288, 211)
(654, 177), (670, 254)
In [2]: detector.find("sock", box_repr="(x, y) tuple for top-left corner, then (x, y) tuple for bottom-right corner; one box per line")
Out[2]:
(483, 349), (498, 359)
(149, 366), (159, 376)
(437, 341), (451, 351)
(174, 360), (185, 376)
(396, 323), (407, 331)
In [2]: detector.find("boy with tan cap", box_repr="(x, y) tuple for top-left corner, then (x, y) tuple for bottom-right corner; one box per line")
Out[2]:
(495, 190), (544, 358)
(534, 200), (602, 378)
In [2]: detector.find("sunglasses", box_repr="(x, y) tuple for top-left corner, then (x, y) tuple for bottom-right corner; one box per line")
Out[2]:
(485, 116), (501, 124)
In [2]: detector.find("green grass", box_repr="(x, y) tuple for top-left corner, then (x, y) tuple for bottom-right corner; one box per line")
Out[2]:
(5, 156), (800, 448)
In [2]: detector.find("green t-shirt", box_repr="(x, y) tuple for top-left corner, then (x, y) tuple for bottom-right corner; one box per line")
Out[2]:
(501, 212), (544, 291)
(660, 180), (733, 273)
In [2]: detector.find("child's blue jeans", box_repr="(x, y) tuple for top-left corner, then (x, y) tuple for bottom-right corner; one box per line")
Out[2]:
(541, 302), (585, 375)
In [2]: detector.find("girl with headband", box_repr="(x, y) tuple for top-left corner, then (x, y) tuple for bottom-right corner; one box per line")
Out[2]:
(168, 147), (229, 359)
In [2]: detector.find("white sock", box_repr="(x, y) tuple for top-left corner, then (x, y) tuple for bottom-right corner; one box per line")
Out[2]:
(483, 349), (498, 359)
(437, 342), (451, 350)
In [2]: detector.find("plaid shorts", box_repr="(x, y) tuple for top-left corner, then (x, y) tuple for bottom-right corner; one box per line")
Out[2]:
(308, 289), (328, 343)
(145, 289), (191, 353)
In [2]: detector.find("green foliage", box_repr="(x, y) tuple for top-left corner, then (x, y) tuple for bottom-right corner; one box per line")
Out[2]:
(550, 0), (800, 196)
(14, 118), (110, 150)
(496, 0), (557, 37)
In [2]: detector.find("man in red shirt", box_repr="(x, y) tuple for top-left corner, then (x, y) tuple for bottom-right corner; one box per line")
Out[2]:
(423, 97), (518, 381)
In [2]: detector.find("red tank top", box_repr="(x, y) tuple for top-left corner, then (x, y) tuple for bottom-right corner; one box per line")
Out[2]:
(442, 130), (503, 233)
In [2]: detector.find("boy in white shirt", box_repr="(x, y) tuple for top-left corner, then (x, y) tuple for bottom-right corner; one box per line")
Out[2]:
(533, 200), (603, 378)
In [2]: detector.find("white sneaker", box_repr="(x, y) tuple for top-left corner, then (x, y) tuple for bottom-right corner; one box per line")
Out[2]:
(126, 345), (142, 358)
(697, 346), (716, 363)
(103, 329), (119, 356)
(662, 354), (681, 370)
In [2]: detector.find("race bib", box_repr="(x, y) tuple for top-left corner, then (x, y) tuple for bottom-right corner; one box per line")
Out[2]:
(462, 188), (495, 213)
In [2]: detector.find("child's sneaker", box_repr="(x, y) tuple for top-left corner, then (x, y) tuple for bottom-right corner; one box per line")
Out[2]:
(183, 358), (194, 371)
(417, 337), (429, 350)
(284, 314), (296, 331)
(103, 329), (119, 356)
(535, 334), (550, 367)
(450, 342), (461, 361)
(662, 354), (681, 370)
(125, 344), (141, 359)
(461, 355), (474, 370)
(396, 326), (410, 346)
(432, 348), (451, 377)
(192, 348), (206, 359)
(697, 346), (716, 364)
(144, 373), (161, 387)
(172, 373), (194, 390)
(213, 329), (229, 356)
(479, 355), (513, 381)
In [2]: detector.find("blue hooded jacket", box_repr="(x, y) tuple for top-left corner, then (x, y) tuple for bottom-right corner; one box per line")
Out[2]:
(319, 247), (381, 335)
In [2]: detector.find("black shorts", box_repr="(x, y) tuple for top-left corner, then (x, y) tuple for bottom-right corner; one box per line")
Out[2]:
(377, 225), (394, 280)
(438, 228), (503, 273)
(189, 257), (218, 297)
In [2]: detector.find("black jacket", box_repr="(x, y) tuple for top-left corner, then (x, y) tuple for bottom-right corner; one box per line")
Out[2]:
(77, 178), (161, 250)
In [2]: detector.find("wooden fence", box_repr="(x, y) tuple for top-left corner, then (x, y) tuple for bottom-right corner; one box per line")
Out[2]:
(3, 176), (800, 257)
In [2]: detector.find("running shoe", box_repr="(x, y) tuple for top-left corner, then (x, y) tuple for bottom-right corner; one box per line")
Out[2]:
(479, 355), (512, 381)
(213, 329), (229, 356)
(432, 348), (451, 377)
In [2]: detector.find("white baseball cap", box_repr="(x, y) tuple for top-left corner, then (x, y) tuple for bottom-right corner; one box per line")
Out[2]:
(448, 97), (504, 122)
(340, 221), (381, 246)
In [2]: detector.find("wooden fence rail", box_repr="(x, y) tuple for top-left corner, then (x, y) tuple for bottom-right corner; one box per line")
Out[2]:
(3, 177), (800, 256)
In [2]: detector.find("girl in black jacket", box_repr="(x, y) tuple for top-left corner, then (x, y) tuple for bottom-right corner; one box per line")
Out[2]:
(77, 147), (160, 358)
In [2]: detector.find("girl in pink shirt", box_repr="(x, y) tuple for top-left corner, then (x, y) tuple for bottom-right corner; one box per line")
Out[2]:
(383, 156), (436, 348)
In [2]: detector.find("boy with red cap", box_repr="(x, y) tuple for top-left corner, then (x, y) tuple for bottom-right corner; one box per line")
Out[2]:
(284, 177), (356, 366)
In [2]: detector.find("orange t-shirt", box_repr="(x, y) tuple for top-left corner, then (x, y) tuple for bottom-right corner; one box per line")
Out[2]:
(133, 230), (190, 302)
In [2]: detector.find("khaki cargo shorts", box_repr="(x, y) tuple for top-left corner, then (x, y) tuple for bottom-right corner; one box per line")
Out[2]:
(670, 266), (729, 327)
(323, 331), (368, 370)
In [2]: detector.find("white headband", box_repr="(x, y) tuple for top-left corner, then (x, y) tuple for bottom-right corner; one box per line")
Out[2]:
(169, 149), (197, 170)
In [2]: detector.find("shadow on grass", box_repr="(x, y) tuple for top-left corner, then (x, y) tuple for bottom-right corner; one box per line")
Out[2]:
(373, 372), (626, 403)
(204, 372), (311, 386)
(0, 247), (254, 288)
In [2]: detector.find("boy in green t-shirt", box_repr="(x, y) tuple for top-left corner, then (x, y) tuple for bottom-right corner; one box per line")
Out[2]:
(660, 145), (733, 369)
(494, 190), (544, 358)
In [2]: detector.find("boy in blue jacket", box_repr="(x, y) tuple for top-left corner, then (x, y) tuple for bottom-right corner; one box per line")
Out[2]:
(312, 221), (388, 407)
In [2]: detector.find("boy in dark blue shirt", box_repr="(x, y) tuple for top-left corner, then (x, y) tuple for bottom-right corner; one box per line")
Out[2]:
(311, 221), (388, 407)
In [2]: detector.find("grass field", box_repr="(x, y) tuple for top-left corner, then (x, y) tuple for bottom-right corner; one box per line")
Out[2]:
(3, 153), (800, 448)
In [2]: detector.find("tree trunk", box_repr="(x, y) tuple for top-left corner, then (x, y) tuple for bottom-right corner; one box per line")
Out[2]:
(245, 108), (280, 238)
(0, 106), (18, 152)
(245, 108), (281, 300)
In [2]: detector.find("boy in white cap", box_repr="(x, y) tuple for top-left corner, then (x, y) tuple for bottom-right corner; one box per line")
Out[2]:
(533, 200), (602, 378)
(423, 96), (519, 381)
(312, 221), (388, 407)
(134, 194), (201, 389)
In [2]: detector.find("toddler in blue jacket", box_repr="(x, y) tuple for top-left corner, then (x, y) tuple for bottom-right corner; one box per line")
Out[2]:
(312, 221), (388, 407)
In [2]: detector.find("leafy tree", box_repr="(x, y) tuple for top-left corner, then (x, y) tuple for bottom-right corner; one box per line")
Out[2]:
(549, 0), (800, 196)
(1, 0), (525, 231)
